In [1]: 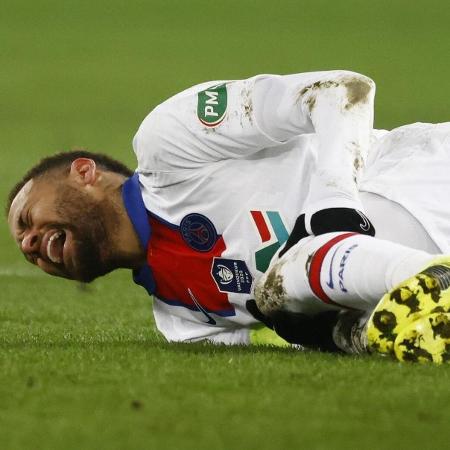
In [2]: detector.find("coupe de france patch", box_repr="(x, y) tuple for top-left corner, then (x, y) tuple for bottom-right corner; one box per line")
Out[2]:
(197, 83), (227, 127)
(180, 213), (218, 252)
(212, 258), (253, 294)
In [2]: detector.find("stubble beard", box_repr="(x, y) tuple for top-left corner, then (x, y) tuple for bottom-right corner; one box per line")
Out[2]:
(55, 185), (120, 283)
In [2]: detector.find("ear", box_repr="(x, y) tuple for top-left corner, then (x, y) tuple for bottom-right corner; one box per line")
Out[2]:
(69, 158), (97, 186)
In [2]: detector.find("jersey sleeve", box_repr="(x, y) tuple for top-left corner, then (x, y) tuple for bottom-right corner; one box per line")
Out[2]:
(134, 71), (375, 218)
(132, 71), (375, 176)
(252, 71), (376, 216)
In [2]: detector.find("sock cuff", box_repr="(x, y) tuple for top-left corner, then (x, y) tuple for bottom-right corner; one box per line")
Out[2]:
(308, 232), (358, 308)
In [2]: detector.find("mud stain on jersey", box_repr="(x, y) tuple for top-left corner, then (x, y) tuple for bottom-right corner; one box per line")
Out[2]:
(349, 140), (366, 180)
(348, 140), (364, 180)
(298, 76), (373, 113)
(305, 95), (316, 112)
(240, 85), (254, 126)
(297, 80), (339, 113)
(254, 262), (287, 315)
(203, 127), (217, 135)
(354, 154), (363, 174)
(299, 80), (340, 97)
(344, 78), (372, 110)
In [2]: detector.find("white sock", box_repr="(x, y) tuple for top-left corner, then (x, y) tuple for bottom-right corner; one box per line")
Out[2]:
(277, 232), (435, 313)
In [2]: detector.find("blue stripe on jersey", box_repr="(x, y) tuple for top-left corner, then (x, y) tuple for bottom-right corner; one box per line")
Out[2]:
(122, 173), (156, 295)
(122, 173), (151, 247)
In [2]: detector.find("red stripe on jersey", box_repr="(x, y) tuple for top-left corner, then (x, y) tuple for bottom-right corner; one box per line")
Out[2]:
(308, 232), (357, 308)
(251, 210), (271, 242)
(148, 216), (235, 315)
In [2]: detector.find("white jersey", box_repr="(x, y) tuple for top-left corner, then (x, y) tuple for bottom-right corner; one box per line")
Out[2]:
(124, 71), (450, 344)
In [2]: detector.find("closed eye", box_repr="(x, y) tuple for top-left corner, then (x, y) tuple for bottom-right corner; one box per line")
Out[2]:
(18, 209), (31, 229)
(18, 216), (26, 229)
(26, 209), (32, 227)
(15, 211), (28, 244)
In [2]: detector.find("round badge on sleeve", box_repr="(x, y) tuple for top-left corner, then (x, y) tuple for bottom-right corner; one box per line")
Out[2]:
(180, 213), (218, 252)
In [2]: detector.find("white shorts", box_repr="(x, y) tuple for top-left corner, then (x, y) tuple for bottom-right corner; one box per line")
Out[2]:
(360, 122), (450, 252)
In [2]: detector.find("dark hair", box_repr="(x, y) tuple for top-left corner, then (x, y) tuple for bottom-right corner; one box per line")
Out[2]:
(6, 150), (133, 214)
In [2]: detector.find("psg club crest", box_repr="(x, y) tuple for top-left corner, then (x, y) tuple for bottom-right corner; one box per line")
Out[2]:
(211, 258), (253, 294)
(180, 213), (218, 252)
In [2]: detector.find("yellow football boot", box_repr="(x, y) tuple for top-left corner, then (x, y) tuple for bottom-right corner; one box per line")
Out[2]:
(367, 258), (450, 363)
(394, 312), (450, 363)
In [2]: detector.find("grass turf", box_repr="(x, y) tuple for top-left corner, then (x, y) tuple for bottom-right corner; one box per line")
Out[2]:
(1, 0), (450, 448)
(2, 272), (450, 450)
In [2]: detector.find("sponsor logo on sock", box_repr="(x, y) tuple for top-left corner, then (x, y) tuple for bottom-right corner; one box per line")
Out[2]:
(326, 246), (341, 289)
(338, 244), (358, 292)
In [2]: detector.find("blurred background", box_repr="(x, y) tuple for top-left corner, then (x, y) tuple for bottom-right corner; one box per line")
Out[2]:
(1, 2), (450, 448)
(2, 0), (450, 263)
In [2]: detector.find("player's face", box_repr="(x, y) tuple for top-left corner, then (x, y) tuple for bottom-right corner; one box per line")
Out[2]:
(8, 178), (117, 282)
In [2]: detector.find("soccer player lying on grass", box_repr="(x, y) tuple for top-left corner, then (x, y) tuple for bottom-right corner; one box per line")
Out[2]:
(6, 70), (450, 363)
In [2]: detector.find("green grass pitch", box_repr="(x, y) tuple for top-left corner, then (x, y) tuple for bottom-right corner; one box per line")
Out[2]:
(1, 1), (450, 449)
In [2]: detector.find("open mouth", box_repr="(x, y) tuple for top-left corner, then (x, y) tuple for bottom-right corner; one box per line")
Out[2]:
(45, 230), (66, 264)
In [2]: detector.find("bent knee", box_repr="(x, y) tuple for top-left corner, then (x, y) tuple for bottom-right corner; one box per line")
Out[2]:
(254, 261), (289, 316)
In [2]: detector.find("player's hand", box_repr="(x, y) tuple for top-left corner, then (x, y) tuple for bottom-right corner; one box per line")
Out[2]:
(279, 207), (375, 258)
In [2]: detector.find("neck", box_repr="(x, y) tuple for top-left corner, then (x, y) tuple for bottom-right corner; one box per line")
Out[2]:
(103, 173), (146, 270)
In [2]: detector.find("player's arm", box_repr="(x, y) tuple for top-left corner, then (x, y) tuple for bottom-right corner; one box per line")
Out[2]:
(133, 70), (374, 179)
(253, 70), (376, 217)
(134, 71), (376, 232)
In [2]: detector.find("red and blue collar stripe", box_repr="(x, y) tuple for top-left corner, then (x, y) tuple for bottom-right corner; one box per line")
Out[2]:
(122, 173), (237, 319)
(122, 173), (156, 296)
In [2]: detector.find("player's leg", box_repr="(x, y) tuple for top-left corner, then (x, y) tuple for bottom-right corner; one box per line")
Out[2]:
(253, 123), (450, 359)
(360, 192), (440, 253)
(358, 194), (450, 362)
(254, 231), (450, 361)
(254, 231), (435, 316)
